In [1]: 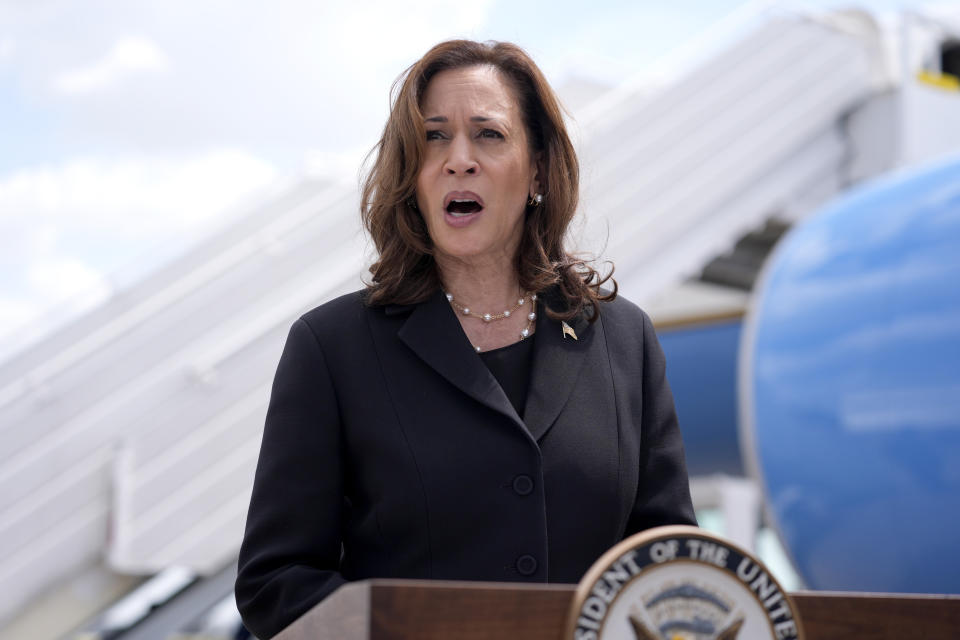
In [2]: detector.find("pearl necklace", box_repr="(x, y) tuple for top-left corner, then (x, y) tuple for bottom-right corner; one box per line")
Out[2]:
(444, 291), (538, 351)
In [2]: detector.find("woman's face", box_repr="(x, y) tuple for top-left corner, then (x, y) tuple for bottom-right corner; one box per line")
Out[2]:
(415, 65), (539, 267)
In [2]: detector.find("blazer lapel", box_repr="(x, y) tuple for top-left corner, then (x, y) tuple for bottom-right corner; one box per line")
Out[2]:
(396, 290), (524, 430)
(523, 296), (594, 442)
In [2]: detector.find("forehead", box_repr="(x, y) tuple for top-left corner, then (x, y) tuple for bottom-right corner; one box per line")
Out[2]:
(421, 65), (521, 119)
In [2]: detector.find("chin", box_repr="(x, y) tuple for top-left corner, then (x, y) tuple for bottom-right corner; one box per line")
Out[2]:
(430, 224), (520, 264)
(436, 243), (493, 261)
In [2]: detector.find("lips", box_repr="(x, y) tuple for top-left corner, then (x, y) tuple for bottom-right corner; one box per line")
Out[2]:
(443, 191), (484, 217)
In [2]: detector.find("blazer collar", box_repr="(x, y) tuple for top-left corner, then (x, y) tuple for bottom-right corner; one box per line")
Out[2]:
(395, 287), (594, 442)
(397, 289), (524, 431)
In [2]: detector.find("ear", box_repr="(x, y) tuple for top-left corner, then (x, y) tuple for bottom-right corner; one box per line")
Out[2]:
(528, 151), (544, 197)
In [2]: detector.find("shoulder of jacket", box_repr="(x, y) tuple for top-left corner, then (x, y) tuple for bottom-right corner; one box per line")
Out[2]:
(596, 292), (653, 329)
(298, 289), (370, 335)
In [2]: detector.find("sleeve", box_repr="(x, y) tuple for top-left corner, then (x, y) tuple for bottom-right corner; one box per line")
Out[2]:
(235, 318), (347, 639)
(625, 311), (698, 533)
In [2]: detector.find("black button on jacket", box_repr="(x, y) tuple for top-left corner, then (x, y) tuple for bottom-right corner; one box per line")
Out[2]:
(235, 288), (696, 639)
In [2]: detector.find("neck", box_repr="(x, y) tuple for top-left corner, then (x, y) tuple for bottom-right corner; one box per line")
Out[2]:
(436, 254), (521, 311)
(435, 251), (536, 352)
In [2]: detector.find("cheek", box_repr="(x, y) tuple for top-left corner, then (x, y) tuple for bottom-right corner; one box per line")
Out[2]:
(415, 172), (433, 214)
(417, 158), (445, 201)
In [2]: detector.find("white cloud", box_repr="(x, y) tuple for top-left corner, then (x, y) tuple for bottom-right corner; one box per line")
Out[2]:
(0, 149), (279, 234)
(326, 0), (494, 67)
(27, 257), (112, 307)
(52, 35), (169, 95)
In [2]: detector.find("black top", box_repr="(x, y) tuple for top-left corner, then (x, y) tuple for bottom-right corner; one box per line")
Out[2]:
(478, 334), (535, 418)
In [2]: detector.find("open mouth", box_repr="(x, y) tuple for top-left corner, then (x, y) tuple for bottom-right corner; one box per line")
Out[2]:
(446, 199), (483, 216)
(443, 192), (485, 218)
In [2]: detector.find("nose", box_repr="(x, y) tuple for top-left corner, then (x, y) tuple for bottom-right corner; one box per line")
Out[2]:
(443, 135), (478, 175)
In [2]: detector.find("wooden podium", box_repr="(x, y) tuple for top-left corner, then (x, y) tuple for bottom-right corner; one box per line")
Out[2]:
(275, 579), (960, 639)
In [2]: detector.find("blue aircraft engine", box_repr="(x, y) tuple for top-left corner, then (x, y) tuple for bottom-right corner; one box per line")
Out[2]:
(740, 153), (960, 593)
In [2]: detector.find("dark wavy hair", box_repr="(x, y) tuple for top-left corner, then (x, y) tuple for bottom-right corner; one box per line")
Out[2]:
(361, 39), (615, 321)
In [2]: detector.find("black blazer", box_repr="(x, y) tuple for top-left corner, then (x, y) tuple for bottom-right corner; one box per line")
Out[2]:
(235, 288), (695, 639)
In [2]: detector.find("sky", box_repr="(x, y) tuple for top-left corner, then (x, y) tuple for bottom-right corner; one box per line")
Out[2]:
(0, 0), (949, 360)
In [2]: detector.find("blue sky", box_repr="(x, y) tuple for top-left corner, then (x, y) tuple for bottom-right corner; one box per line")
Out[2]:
(0, 0), (950, 358)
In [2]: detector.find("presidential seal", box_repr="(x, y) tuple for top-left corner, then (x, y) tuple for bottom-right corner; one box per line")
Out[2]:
(564, 525), (804, 640)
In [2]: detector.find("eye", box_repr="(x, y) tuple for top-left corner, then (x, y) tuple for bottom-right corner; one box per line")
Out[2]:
(425, 130), (446, 141)
(479, 128), (504, 139)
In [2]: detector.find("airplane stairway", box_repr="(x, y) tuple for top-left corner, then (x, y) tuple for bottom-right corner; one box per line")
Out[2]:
(577, 10), (890, 303)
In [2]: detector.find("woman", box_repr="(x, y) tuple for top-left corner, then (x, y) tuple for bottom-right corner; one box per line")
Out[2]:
(235, 40), (695, 639)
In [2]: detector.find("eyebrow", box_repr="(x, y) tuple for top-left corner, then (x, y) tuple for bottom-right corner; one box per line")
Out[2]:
(424, 116), (501, 123)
